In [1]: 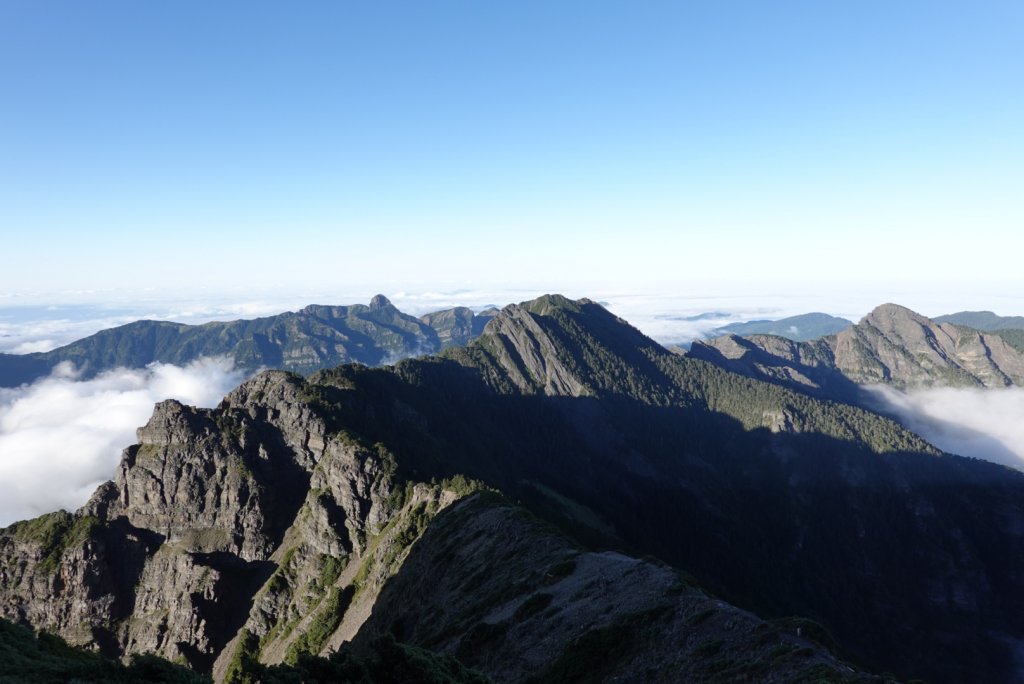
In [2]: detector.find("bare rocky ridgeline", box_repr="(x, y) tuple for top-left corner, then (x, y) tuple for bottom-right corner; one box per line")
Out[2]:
(3, 295), (1024, 683)
(690, 302), (1024, 395)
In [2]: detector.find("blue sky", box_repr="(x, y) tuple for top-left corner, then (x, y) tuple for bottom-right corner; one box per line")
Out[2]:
(2, 1), (1022, 308)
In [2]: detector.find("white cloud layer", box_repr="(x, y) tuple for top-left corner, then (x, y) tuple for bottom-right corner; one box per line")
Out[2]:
(0, 358), (245, 527)
(867, 385), (1024, 469)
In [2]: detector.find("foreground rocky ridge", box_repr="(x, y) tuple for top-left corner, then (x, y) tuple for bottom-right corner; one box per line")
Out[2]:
(0, 295), (497, 387)
(0, 366), (873, 683)
(691, 302), (1024, 397)
(352, 493), (886, 684)
(3, 295), (1024, 682)
(0, 366), (488, 677)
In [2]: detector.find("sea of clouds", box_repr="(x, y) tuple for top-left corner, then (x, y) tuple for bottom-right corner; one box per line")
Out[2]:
(0, 358), (244, 527)
(866, 385), (1024, 470)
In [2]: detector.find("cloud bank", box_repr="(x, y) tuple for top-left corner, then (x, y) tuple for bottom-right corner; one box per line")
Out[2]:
(867, 385), (1024, 469)
(0, 358), (245, 527)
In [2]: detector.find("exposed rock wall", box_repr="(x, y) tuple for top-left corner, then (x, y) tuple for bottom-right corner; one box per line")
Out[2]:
(0, 370), (419, 673)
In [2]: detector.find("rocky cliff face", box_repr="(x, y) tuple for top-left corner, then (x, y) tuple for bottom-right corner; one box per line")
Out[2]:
(0, 369), (426, 673)
(692, 302), (1024, 393)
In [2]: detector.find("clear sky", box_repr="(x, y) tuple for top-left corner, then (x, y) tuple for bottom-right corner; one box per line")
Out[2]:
(2, 1), (1022, 307)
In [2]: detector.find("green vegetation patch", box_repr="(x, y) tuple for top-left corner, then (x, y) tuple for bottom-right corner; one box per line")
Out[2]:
(319, 553), (346, 588)
(283, 585), (355, 665)
(0, 617), (208, 684)
(224, 629), (261, 684)
(7, 512), (98, 575)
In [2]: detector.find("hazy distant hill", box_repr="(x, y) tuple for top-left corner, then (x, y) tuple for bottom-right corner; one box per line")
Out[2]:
(0, 295), (497, 387)
(935, 310), (1024, 331)
(692, 303), (1024, 397)
(4, 295), (1023, 682)
(713, 312), (852, 341)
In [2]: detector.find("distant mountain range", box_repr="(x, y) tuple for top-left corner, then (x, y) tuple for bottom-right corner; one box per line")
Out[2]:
(712, 312), (853, 341)
(8, 297), (1024, 394)
(0, 295), (497, 388)
(5, 295), (1024, 682)
(691, 303), (1024, 402)
(934, 310), (1024, 331)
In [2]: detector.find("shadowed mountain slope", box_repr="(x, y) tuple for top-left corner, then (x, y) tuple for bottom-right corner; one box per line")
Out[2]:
(2, 295), (1024, 682)
(350, 493), (888, 684)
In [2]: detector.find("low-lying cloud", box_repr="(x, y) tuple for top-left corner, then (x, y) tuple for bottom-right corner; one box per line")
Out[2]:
(867, 385), (1024, 469)
(0, 358), (245, 527)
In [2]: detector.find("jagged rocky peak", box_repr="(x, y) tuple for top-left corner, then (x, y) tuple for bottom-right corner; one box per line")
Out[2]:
(470, 294), (668, 401)
(489, 294), (630, 332)
(476, 294), (632, 397)
(135, 398), (215, 447)
(479, 300), (590, 397)
(859, 302), (934, 335)
(369, 293), (393, 310)
(862, 302), (930, 323)
(221, 369), (323, 432)
(520, 292), (584, 315)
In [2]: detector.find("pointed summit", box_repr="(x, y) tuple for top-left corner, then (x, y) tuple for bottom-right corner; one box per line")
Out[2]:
(469, 294), (666, 399)
(860, 302), (930, 329)
(369, 294), (393, 311)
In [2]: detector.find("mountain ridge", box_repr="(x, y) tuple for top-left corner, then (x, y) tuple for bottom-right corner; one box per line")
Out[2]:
(0, 297), (498, 388)
(3, 295), (1024, 682)
(691, 302), (1024, 394)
